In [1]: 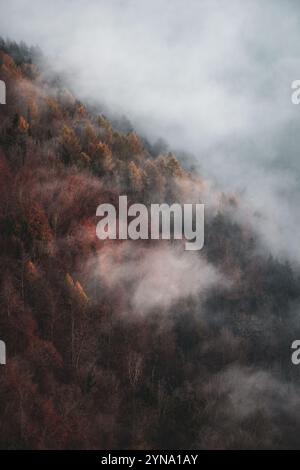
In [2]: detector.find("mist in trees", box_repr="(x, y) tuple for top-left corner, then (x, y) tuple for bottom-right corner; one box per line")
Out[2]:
(1, 39), (300, 450)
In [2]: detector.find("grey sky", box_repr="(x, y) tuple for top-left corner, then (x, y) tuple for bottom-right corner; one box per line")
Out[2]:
(1, 0), (300, 261)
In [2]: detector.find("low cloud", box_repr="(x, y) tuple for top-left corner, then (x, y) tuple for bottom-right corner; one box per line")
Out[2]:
(86, 242), (228, 314)
(1, 0), (300, 262)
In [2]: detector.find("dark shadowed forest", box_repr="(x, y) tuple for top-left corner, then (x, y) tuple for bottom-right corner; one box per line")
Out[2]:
(1, 39), (300, 450)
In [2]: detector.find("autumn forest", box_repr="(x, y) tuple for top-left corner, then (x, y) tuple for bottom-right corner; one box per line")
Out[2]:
(1, 39), (300, 450)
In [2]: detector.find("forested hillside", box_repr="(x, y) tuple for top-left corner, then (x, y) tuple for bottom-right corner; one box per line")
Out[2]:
(1, 40), (300, 449)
